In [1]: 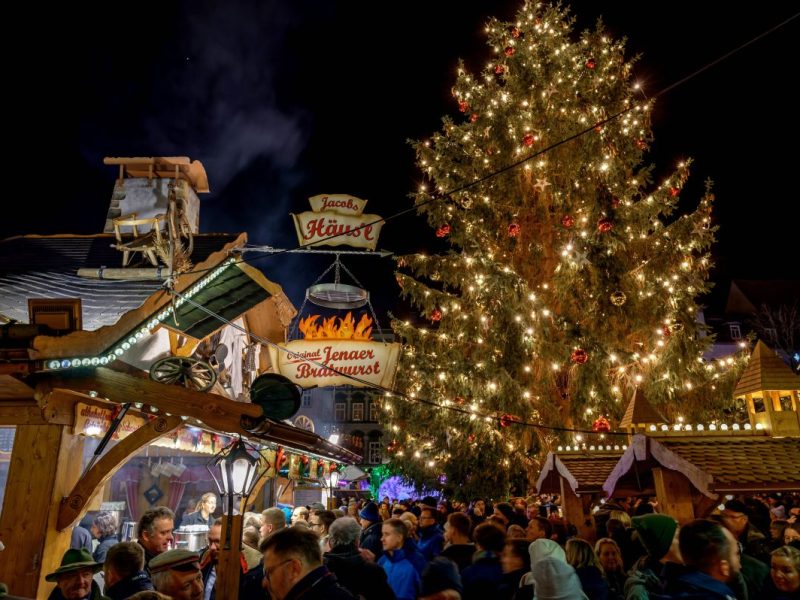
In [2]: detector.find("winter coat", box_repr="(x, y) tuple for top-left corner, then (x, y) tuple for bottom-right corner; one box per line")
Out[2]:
(379, 548), (421, 600)
(104, 571), (153, 600)
(440, 543), (476, 572)
(92, 536), (118, 564)
(497, 568), (528, 600)
(417, 524), (445, 561)
(180, 511), (211, 527)
(462, 551), (504, 600)
(359, 521), (384, 562)
(324, 543), (397, 600)
(283, 565), (355, 600)
(575, 565), (610, 600)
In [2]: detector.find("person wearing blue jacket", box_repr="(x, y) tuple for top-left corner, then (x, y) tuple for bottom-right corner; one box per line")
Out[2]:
(417, 506), (445, 561)
(378, 518), (421, 600)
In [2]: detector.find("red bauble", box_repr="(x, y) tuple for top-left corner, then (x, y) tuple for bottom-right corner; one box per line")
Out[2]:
(430, 308), (442, 322)
(508, 222), (521, 237)
(467, 434), (476, 443)
(662, 325), (672, 337)
(495, 64), (505, 75)
(592, 416), (611, 432)
(458, 100), (470, 113)
(561, 215), (575, 228)
(470, 113), (479, 123)
(570, 348), (589, 364)
(523, 133), (535, 147)
(509, 26), (521, 38)
(597, 218), (613, 233)
(585, 58), (596, 69)
(500, 414), (520, 428)
(669, 187), (679, 197)
(594, 124), (603, 133)
(435, 224), (451, 237)
(636, 139), (647, 150)
(611, 197), (621, 208)
(454, 396), (466, 405)
(504, 46), (515, 57)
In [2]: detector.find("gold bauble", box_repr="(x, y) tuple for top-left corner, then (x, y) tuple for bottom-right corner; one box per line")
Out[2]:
(610, 291), (627, 306)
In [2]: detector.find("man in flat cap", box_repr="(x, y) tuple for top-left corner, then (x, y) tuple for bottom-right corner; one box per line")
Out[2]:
(45, 548), (109, 600)
(149, 549), (203, 600)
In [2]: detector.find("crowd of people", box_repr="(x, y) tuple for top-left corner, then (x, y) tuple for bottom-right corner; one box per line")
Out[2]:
(3, 491), (799, 599)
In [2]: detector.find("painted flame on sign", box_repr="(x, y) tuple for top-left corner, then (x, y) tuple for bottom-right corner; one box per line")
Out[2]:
(298, 312), (373, 340)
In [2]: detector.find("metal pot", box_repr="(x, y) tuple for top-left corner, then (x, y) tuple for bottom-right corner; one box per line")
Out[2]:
(173, 529), (209, 552)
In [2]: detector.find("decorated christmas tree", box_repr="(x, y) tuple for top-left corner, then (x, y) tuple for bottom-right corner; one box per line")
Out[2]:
(385, 2), (740, 498)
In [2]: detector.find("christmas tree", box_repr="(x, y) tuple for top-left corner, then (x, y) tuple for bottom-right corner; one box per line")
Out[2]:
(385, 2), (739, 499)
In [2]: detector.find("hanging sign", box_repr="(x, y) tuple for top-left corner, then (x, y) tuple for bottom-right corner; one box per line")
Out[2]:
(292, 193), (384, 250)
(268, 313), (401, 388)
(74, 403), (145, 440)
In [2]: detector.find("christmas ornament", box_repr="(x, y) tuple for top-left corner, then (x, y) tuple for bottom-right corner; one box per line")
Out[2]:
(611, 197), (621, 208)
(636, 139), (647, 150)
(592, 415), (611, 432)
(430, 308), (442, 322)
(454, 396), (466, 405)
(504, 46), (515, 57)
(387, 439), (398, 453)
(561, 215), (575, 228)
(523, 133), (535, 147)
(470, 112), (479, 123)
(500, 413), (521, 428)
(495, 64), (505, 75)
(669, 187), (679, 197)
(594, 124), (603, 133)
(570, 348), (589, 364)
(508, 222), (521, 237)
(597, 218), (614, 233)
(661, 325), (672, 338)
(585, 58), (596, 69)
(458, 100), (469, 113)
(533, 178), (551, 192)
(435, 224), (451, 237)
(467, 434), (476, 443)
(509, 26), (521, 38)
(671, 322), (684, 332)
(610, 291), (627, 306)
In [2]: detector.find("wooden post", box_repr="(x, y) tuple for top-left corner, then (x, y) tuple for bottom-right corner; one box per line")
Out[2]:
(559, 477), (585, 530)
(0, 424), (84, 597)
(653, 467), (696, 525)
(216, 514), (244, 597)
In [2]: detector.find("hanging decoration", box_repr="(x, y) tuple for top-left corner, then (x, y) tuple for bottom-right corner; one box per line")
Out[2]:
(292, 194), (384, 250)
(570, 348), (589, 364)
(610, 291), (627, 306)
(495, 64), (505, 75)
(585, 58), (596, 69)
(504, 46), (515, 56)
(523, 133), (535, 147)
(561, 215), (575, 228)
(597, 218), (614, 233)
(430, 308), (442, 322)
(499, 413), (521, 428)
(508, 223), (521, 237)
(458, 100), (470, 113)
(435, 224), (451, 237)
(592, 415), (611, 432)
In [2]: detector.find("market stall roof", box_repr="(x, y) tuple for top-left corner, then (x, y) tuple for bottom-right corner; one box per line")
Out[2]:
(339, 464), (369, 481)
(619, 388), (667, 428)
(103, 156), (210, 193)
(604, 433), (800, 499)
(734, 340), (800, 396)
(536, 449), (624, 495)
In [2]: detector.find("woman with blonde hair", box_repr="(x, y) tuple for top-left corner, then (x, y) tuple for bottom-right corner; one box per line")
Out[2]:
(595, 538), (626, 600)
(181, 492), (216, 527)
(566, 537), (611, 600)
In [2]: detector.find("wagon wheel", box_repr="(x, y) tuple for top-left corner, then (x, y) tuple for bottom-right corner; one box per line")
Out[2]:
(149, 356), (217, 392)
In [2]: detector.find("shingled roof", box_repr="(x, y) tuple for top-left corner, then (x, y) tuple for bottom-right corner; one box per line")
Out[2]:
(734, 340), (800, 396)
(537, 450), (624, 495)
(618, 387), (667, 428)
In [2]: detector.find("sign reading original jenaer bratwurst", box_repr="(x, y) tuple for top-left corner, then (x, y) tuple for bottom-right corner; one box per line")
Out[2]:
(268, 313), (400, 388)
(292, 193), (385, 250)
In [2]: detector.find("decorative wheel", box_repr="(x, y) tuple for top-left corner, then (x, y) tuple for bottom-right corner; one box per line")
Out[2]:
(149, 356), (217, 392)
(293, 415), (315, 432)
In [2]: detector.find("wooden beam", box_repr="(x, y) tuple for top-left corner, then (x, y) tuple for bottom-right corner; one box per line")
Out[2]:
(37, 367), (262, 433)
(0, 425), (84, 597)
(653, 467), (697, 525)
(0, 375), (35, 400)
(217, 514), (244, 598)
(57, 414), (182, 531)
(0, 401), (48, 425)
(559, 476), (585, 529)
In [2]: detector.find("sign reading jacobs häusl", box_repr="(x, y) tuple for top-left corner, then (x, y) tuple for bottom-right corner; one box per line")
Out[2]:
(292, 194), (384, 250)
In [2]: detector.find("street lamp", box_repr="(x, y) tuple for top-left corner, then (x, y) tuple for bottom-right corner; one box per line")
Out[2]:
(326, 467), (340, 510)
(207, 437), (267, 598)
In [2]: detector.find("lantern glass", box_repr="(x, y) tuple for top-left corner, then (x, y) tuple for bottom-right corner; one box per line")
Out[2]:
(330, 470), (339, 489)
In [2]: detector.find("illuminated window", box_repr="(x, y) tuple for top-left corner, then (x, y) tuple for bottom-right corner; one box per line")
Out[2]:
(369, 400), (379, 422)
(334, 402), (346, 422)
(352, 402), (364, 422)
(368, 441), (382, 464)
(729, 324), (741, 340)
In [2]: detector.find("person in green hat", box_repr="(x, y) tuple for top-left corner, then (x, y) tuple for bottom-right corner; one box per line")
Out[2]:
(45, 548), (109, 600)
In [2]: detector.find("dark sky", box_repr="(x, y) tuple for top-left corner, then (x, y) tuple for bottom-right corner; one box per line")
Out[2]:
(7, 2), (799, 321)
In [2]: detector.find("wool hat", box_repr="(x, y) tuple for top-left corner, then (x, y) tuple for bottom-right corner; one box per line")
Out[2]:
(532, 557), (588, 600)
(308, 502), (326, 512)
(149, 549), (201, 574)
(359, 501), (381, 523)
(529, 538), (566, 567)
(420, 557), (463, 595)
(631, 514), (678, 561)
(45, 548), (103, 582)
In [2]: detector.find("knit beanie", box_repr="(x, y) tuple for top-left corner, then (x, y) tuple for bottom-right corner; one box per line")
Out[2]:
(532, 557), (588, 600)
(529, 538), (566, 567)
(359, 501), (381, 523)
(420, 557), (463, 595)
(631, 513), (678, 561)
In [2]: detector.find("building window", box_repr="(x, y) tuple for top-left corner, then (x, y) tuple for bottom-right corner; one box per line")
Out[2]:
(369, 400), (379, 422)
(752, 397), (766, 413)
(729, 324), (741, 340)
(302, 391), (312, 407)
(352, 402), (364, 422)
(334, 402), (346, 422)
(778, 395), (793, 412)
(368, 441), (381, 464)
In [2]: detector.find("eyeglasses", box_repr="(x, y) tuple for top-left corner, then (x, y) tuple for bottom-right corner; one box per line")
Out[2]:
(264, 558), (294, 582)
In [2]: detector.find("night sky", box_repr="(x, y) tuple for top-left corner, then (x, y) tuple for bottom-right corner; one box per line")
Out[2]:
(7, 2), (799, 322)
